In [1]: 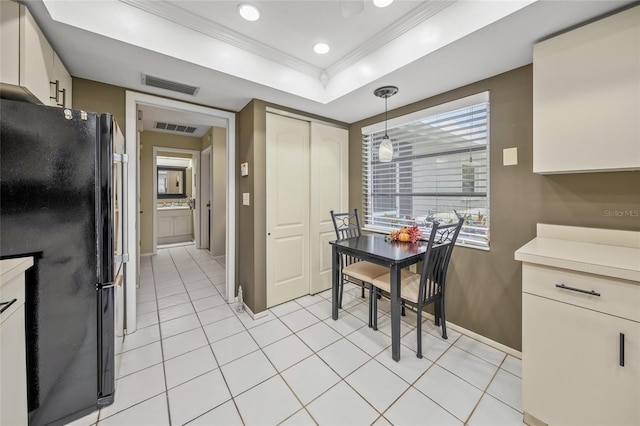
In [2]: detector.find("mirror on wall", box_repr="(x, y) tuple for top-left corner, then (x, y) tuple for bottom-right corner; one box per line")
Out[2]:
(157, 166), (187, 198)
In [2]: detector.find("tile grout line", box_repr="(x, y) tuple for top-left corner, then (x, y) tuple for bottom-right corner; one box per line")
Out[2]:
(176, 244), (244, 426)
(102, 247), (521, 426)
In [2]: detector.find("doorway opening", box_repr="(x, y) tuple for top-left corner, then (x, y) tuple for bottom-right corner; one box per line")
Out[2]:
(125, 91), (236, 333)
(153, 147), (200, 251)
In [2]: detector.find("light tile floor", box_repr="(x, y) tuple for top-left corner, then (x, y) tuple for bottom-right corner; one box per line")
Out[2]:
(67, 246), (523, 426)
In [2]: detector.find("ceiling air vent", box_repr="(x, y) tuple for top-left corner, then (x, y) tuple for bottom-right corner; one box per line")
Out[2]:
(141, 74), (200, 96)
(155, 122), (197, 134)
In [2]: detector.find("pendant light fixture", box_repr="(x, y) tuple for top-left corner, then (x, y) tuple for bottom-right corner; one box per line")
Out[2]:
(374, 85), (398, 163)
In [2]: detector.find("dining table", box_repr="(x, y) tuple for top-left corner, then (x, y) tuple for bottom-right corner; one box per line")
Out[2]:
(330, 234), (429, 361)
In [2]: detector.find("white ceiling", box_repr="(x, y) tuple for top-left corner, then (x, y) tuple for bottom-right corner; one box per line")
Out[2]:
(25, 0), (635, 128)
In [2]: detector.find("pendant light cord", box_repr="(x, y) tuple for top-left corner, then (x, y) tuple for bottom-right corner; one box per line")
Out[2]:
(384, 96), (388, 138)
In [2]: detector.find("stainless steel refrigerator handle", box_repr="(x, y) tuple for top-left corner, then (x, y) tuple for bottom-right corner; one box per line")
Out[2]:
(121, 152), (129, 262)
(0, 299), (18, 315)
(96, 282), (115, 290)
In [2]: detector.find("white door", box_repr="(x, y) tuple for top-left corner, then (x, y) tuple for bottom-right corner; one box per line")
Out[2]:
(266, 113), (310, 307)
(309, 122), (349, 294)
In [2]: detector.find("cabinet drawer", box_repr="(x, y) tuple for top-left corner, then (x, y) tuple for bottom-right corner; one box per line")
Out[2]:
(523, 264), (640, 321)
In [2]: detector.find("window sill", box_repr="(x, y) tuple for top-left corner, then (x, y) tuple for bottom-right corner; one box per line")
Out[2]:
(362, 227), (490, 252)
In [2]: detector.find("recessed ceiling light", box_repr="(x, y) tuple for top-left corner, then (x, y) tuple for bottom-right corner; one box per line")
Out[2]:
(373, 0), (394, 7)
(313, 43), (330, 55)
(238, 4), (260, 21)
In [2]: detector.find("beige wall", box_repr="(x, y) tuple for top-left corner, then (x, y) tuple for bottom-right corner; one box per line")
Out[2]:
(72, 78), (126, 133)
(140, 131), (202, 253)
(238, 100), (262, 311)
(212, 127), (227, 257)
(349, 65), (640, 351)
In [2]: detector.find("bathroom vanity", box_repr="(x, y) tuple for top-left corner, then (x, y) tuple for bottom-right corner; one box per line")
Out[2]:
(157, 205), (193, 245)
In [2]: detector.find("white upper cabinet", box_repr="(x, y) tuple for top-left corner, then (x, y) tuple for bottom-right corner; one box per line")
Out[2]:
(0, 1), (72, 108)
(533, 6), (640, 174)
(51, 52), (72, 108)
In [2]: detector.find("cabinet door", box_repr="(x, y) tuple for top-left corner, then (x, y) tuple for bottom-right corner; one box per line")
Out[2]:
(523, 293), (640, 426)
(533, 6), (640, 173)
(174, 214), (191, 236)
(157, 216), (174, 238)
(0, 304), (28, 426)
(0, 1), (20, 86)
(19, 4), (54, 105)
(52, 53), (72, 108)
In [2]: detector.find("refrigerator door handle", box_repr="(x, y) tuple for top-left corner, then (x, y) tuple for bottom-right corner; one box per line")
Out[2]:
(96, 282), (115, 290)
(121, 152), (128, 260)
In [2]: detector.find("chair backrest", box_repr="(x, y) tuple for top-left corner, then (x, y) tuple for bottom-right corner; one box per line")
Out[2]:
(419, 217), (465, 303)
(330, 209), (362, 240)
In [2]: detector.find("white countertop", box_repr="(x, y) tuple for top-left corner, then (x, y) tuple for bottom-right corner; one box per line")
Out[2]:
(157, 205), (190, 210)
(515, 237), (640, 282)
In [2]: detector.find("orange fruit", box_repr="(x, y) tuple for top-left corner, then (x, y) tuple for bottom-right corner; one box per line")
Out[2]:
(398, 232), (410, 242)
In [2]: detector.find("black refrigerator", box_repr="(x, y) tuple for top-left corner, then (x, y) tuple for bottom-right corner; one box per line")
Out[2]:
(0, 98), (126, 425)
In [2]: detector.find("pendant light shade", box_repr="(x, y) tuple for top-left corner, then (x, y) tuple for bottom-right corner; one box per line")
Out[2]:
(379, 136), (394, 163)
(374, 86), (398, 163)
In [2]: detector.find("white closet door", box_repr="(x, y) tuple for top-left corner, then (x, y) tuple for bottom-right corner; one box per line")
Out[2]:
(309, 122), (349, 294)
(266, 113), (310, 307)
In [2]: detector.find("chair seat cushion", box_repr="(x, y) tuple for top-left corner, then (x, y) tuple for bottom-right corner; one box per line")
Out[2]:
(343, 261), (389, 283)
(372, 270), (422, 303)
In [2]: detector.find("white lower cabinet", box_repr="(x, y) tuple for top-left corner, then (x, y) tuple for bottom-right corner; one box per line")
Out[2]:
(523, 290), (639, 426)
(157, 208), (193, 245)
(0, 257), (33, 426)
(517, 224), (640, 426)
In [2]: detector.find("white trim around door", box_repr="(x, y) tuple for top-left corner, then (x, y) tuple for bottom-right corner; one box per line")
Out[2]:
(125, 91), (237, 333)
(152, 146), (201, 253)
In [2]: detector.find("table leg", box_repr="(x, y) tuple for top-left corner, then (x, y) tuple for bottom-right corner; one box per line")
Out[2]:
(332, 245), (339, 321)
(390, 264), (401, 361)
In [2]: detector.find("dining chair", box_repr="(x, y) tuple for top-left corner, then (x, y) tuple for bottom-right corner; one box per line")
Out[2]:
(330, 209), (388, 323)
(371, 217), (464, 358)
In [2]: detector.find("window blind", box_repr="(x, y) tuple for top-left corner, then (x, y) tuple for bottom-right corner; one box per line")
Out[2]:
(362, 92), (490, 249)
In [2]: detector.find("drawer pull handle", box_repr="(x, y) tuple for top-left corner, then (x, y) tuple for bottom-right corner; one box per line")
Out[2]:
(620, 333), (625, 367)
(0, 299), (17, 316)
(555, 284), (600, 297)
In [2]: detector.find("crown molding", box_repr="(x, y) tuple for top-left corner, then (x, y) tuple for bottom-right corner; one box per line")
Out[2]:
(326, 0), (455, 78)
(119, 0), (455, 85)
(119, 0), (323, 79)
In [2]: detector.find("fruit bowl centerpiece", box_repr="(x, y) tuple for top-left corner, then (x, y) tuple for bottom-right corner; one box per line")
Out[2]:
(386, 225), (422, 243)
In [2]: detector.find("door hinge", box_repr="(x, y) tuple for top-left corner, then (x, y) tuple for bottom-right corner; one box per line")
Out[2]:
(114, 254), (130, 263)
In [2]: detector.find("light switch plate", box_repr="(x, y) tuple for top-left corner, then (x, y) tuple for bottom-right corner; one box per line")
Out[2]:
(503, 147), (518, 166)
(242, 193), (250, 206)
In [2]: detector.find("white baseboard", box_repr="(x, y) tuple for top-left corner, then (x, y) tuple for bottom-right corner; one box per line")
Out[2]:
(420, 311), (522, 359)
(140, 252), (153, 257)
(231, 297), (270, 320)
